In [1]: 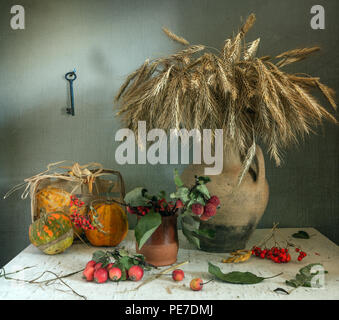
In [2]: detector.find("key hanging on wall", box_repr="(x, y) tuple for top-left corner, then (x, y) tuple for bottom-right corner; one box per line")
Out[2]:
(65, 69), (77, 116)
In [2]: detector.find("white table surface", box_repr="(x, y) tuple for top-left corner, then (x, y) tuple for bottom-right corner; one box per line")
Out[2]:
(0, 228), (338, 300)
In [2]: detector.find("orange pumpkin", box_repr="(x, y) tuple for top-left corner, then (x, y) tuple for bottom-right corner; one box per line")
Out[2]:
(35, 186), (86, 236)
(85, 201), (128, 246)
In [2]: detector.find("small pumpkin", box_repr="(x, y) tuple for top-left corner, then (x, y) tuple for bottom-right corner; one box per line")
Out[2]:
(85, 201), (128, 246)
(29, 212), (74, 254)
(35, 186), (86, 236)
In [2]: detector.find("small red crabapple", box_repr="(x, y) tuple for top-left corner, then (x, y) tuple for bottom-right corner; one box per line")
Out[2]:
(192, 203), (204, 216)
(94, 262), (103, 270)
(190, 278), (203, 291)
(207, 195), (220, 208)
(86, 260), (96, 268)
(109, 267), (122, 281)
(93, 268), (108, 283)
(172, 269), (185, 281)
(128, 265), (144, 281)
(203, 203), (217, 217)
(83, 266), (95, 281)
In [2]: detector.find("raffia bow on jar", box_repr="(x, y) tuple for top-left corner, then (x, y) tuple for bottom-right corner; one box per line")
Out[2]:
(4, 161), (125, 223)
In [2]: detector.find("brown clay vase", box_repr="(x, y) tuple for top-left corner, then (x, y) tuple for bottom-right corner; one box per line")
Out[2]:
(136, 214), (179, 266)
(181, 145), (269, 252)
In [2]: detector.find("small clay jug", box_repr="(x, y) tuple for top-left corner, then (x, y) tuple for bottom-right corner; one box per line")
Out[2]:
(181, 145), (269, 252)
(136, 214), (179, 266)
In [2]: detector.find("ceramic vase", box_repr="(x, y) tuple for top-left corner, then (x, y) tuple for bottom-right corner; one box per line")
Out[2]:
(136, 214), (179, 266)
(181, 145), (269, 252)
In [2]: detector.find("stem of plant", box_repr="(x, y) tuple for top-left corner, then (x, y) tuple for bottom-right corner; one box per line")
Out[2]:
(202, 279), (214, 285)
(263, 272), (283, 280)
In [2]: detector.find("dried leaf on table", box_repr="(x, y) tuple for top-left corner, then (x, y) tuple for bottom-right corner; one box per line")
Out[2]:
(222, 249), (252, 263)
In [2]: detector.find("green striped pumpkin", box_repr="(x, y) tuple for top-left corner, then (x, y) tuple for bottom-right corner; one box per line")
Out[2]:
(29, 212), (74, 255)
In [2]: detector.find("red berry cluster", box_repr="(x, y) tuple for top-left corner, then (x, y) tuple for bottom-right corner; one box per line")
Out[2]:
(127, 206), (151, 216)
(69, 195), (95, 231)
(156, 198), (175, 214)
(295, 248), (307, 261)
(127, 198), (178, 217)
(70, 195), (85, 208)
(71, 213), (95, 230)
(252, 246), (292, 264)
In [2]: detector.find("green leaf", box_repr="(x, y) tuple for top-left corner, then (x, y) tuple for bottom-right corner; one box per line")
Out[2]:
(158, 190), (166, 200)
(292, 230), (310, 239)
(188, 189), (205, 202)
(182, 224), (200, 248)
(173, 169), (184, 187)
(193, 228), (216, 239)
(124, 187), (150, 207)
(92, 250), (110, 266)
(208, 262), (265, 284)
(119, 256), (134, 270)
(196, 184), (210, 199)
(135, 210), (162, 249)
(170, 187), (190, 203)
(182, 214), (200, 231)
(197, 176), (211, 184)
(118, 249), (129, 257)
(286, 263), (327, 288)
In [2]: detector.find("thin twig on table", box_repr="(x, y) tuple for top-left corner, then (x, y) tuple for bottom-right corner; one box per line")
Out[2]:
(132, 261), (189, 291)
(0, 266), (36, 278)
(1, 267), (86, 300)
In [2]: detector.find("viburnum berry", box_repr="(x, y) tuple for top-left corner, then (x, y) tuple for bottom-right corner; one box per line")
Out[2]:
(175, 199), (184, 209)
(127, 206), (135, 214)
(252, 245), (295, 264)
(70, 213), (96, 231)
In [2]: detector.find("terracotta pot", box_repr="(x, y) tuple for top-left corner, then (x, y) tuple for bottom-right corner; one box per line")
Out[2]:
(136, 214), (179, 266)
(181, 145), (269, 252)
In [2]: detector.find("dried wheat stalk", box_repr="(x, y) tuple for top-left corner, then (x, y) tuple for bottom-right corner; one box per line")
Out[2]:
(114, 13), (337, 181)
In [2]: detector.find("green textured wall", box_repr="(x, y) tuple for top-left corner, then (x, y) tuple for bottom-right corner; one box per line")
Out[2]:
(0, 0), (338, 267)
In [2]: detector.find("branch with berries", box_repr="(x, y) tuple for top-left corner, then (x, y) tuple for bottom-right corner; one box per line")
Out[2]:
(169, 170), (221, 249)
(69, 195), (106, 234)
(221, 223), (308, 264)
(251, 223), (308, 264)
(123, 169), (221, 250)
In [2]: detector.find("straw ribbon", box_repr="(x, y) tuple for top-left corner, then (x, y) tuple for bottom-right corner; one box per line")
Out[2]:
(59, 162), (104, 193)
(4, 161), (106, 199)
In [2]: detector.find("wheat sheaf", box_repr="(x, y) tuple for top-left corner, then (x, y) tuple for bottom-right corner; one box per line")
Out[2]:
(115, 13), (337, 182)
